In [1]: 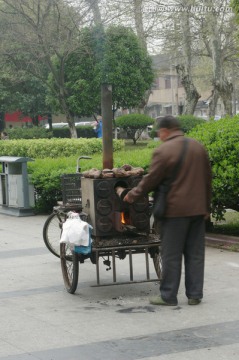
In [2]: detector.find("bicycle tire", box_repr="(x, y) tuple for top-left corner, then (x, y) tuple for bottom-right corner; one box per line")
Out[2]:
(60, 243), (79, 294)
(43, 212), (66, 258)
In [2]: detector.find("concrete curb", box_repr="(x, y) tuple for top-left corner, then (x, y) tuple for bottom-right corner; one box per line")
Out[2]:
(206, 232), (239, 251)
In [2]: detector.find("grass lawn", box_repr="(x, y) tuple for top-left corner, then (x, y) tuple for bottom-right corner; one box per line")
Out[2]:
(124, 139), (154, 150)
(212, 210), (239, 236)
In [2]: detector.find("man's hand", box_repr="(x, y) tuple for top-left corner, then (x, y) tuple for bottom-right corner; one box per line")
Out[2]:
(123, 193), (133, 203)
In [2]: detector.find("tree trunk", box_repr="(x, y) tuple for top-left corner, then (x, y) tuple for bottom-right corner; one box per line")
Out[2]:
(208, 87), (220, 118)
(32, 115), (39, 127)
(176, 64), (201, 115)
(176, 7), (200, 115)
(208, 80), (233, 118)
(86, 0), (102, 25)
(132, 0), (151, 113)
(133, 0), (147, 50)
(58, 93), (77, 138)
(67, 113), (77, 138)
(203, 4), (233, 118)
(220, 80), (233, 116)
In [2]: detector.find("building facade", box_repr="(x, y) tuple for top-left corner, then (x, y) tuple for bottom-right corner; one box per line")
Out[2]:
(146, 54), (227, 120)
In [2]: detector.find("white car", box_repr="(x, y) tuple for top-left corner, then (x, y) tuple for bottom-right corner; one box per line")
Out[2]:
(75, 122), (94, 126)
(44, 122), (68, 129)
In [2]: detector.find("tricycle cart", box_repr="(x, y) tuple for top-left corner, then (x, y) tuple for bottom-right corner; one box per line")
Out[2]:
(42, 156), (162, 294)
(59, 170), (162, 294)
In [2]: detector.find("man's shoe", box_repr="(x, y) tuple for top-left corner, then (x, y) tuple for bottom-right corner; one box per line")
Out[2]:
(188, 298), (201, 305)
(149, 296), (177, 306)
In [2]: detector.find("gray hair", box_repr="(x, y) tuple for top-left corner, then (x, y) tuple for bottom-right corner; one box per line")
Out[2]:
(155, 115), (180, 130)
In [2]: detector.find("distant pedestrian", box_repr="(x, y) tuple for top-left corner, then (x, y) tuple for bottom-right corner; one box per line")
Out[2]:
(1, 131), (9, 140)
(94, 116), (103, 138)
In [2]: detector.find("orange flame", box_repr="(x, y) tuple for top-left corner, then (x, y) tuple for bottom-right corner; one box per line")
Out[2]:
(121, 212), (126, 224)
(121, 212), (131, 225)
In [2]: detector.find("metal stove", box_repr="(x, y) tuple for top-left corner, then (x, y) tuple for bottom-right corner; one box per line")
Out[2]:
(81, 176), (150, 239)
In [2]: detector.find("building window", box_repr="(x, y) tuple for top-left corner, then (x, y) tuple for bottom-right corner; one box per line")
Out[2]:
(152, 77), (160, 90)
(165, 76), (171, 89)
(165, 106), (172, 115)
(156, 105), (161, 116)
(178, 104), (184, 115)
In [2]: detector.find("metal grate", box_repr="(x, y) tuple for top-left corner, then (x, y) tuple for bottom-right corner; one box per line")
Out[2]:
(61, 173), (82, 206)
(91, 239), (161, 287)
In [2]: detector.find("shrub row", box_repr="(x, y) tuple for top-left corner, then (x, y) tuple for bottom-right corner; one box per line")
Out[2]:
(150, 116), (239, 220)
(177, 115), (206, 133)
(4, 116), (239, 220)
(29, 148), (153, 213)
(0, 138), (124, 159)
(188, 116), (239, 219)
(7, 125), (96, 139)
(149, 114), (205, 138)
(8, 127), (52, 139)
(28, 115), (239, 217)
(52, 125), (96, 138)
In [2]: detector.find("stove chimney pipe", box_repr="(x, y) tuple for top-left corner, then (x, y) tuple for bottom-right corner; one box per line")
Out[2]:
(101, 84), (113, 169)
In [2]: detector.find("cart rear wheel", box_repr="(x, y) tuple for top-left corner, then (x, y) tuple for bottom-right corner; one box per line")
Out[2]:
(43, 212), (66, 258)
(153, 252), (162, 280)
(60, 243), (79, 294)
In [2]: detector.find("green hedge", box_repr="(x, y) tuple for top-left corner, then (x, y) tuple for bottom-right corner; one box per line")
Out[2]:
(0, 138), (124, 159)
(116, 113), (154, 144)
(177, 115), (206, 133)
(149, 116), (239, 220)
(28, 148), (153, 213)
(115, 113), (154, 128)
(8, 127), (52, 139)
(5, 116), (239, 219)
(188, 116), (239, 219)
(150, 114), (205, 138)
(7, 125), (95, 139)
(52, 125), (95, 138)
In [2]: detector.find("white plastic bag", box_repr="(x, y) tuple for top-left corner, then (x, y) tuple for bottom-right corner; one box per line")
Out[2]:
(60, 212), (92, 248)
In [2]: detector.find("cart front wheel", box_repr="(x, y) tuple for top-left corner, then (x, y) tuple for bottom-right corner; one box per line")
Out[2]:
(60, 243), (79, 294)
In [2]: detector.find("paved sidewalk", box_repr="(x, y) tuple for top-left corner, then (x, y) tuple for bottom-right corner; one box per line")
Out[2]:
(0, 213), (239, 359)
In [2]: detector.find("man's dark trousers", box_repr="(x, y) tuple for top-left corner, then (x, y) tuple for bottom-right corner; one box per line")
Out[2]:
(160, 215), (205, 304)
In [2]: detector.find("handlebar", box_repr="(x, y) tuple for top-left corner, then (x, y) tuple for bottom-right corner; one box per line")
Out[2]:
(76, 156), (92, 173)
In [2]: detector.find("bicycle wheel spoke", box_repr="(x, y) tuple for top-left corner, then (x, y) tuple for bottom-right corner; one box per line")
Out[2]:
(60, 243), (78, 294)
(43, 212), (66, 258)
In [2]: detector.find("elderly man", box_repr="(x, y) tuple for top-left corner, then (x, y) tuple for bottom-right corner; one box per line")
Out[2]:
(124, 115), (212, 306)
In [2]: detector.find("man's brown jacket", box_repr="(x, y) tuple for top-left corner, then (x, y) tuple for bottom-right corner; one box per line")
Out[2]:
(127, 130), (212, 217)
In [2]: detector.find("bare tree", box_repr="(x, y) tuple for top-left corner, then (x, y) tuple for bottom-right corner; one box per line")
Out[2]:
(176, 1), (201, 114)
(85, 0), (102, 25)
(198, 0), (236, 116)
(0, 0), (92, 138)
(133, 0), (147, 50)
(152, 0), (201, 114)
(149, 0), (237, 116)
